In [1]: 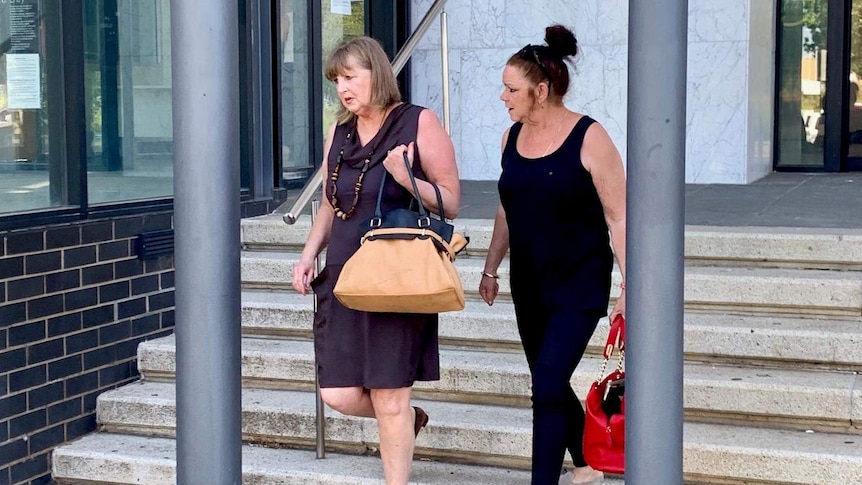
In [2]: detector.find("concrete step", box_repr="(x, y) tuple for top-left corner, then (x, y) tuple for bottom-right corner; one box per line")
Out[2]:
(137, 335), (862, 431)
(241, 290), (862, 370)
(242, 215), (862, 270)
(92, 382), (862, 485)
(52, 433), (553, 485)
(240, 251), (862, 316)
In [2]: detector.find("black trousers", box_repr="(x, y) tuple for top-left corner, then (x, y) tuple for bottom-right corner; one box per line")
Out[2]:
(517, 309), (601, 485)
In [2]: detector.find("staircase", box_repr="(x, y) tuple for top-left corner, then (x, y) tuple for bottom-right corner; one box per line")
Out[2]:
(51, 215), (862, 484)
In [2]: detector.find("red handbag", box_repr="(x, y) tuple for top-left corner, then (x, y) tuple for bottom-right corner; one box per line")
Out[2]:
(583, 314), (626, 474)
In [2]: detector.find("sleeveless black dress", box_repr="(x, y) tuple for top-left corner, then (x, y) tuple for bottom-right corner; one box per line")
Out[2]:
(310, 103), (440, 389)
(498, 115), (614, 340)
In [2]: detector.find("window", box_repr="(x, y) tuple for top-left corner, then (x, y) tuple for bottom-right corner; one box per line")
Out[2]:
(279, 0), (314, 187)
(84, 0), (173, 204)
(0, 0), (64, 214)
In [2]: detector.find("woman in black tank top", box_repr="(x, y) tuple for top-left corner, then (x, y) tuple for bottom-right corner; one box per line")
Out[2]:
(479, 25), (628, 485)
(291, 37), (460, 485)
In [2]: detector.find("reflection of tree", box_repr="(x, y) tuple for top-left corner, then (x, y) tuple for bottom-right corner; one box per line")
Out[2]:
(791, 0), (827, 55)
(852, 1), (862, 77)
(322, 1), (364, 57)
(798, 0), (862, 77)
(321, 1), (365, 129)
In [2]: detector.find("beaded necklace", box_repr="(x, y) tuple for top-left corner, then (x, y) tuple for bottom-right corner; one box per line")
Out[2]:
(329, 109), (391, 220)
(329, 130), (373, 221)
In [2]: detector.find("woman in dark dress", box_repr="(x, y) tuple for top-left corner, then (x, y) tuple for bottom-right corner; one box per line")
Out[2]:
(291, 37), (460, 485)
(479, 25), (627, 485)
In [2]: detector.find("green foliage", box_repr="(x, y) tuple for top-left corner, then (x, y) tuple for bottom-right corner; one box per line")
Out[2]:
(793, 0), (862, 76)
(852, 1), (862, 77)
(803, 0), (827, 54)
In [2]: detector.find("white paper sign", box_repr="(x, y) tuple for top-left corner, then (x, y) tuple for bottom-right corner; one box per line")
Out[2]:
(6, 54), (41, 109)
(330, 0), (350, 15)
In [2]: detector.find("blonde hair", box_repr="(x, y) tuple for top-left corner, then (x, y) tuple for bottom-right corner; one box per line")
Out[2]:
(325, 37), (402, 124)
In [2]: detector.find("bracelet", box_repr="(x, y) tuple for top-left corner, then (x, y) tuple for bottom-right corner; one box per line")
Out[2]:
(620, 280), (626, 290)
(482, 272), (499, 279)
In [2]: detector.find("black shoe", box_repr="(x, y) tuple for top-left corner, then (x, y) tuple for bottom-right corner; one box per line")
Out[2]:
(413, 406), (429, 437)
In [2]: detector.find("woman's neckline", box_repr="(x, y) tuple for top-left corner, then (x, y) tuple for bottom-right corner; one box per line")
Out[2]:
(354, 102), (404, 148)
(516, 113), (583, 161)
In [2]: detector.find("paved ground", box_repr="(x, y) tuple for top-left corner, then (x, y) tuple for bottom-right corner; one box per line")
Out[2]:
(459, 172), (862, 229)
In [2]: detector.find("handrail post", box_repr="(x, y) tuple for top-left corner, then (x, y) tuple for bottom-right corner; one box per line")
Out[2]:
(440, 8), (450, 135)
(311, 199), (326, 458)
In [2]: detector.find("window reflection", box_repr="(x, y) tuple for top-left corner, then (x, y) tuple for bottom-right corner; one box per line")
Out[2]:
(777, 0), (827, 168)
(0, 1), (61, 214)
(848, 0), (862, 160)
(84, 0), (174, 204)
(280, 0), (312, 187)
(321, 0), (365, 131)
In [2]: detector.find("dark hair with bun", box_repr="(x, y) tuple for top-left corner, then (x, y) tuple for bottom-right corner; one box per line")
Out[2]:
(507, 24), (579, 100)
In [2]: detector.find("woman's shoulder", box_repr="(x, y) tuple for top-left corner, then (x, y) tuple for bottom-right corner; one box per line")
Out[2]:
(502, 122), (523, 142)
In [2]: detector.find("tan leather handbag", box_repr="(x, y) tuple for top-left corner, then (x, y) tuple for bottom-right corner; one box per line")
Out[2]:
(334, 153), (467, 313)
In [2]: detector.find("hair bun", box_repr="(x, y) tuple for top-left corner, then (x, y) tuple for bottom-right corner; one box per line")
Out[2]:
(544, 24), (578, 59)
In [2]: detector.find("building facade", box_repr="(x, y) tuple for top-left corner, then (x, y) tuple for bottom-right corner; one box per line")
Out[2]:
(407, 0), (861, 182)
(1, 1), (860, 484)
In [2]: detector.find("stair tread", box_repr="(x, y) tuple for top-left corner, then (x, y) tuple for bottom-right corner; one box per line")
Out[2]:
(243, 288), (862, 331)
(241, 249), (861, 280)
(97, 381), (862, 461)
(143, 334), (857, 392)
(136, 339), (862, 422)
(241, 251), (862, 315)
(52, 433), (553, 485)
(242, 216), (862, 267)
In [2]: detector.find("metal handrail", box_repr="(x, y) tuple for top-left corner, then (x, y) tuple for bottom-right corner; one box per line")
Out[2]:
(278, 0), (450, 224)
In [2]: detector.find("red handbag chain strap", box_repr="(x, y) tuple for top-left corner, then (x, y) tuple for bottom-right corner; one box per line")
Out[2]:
(596, 315), (626, 383)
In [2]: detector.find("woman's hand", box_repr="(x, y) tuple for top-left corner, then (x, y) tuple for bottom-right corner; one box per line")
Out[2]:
(382, 142), (415, 186)
(292, 257), (316, 296)
(609, 289), (626, 322)
(479, 274), (499, 306)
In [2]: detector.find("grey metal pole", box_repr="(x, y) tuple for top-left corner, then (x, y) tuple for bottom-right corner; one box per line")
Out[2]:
(311, 200), (326, 459)
(171, 0), (242, 482)
(626, 0), (687, 483)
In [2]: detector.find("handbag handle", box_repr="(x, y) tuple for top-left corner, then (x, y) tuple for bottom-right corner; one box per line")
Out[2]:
(597, 315), (626, 382)
(603, 314), (626, 358)
(372, 150), (445, 227)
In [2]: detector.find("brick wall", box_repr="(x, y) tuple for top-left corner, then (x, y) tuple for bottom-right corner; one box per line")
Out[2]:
(0, 213), (176, 485)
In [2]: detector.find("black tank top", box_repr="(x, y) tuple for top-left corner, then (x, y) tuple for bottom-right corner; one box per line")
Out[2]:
(498, 115), (613, 313)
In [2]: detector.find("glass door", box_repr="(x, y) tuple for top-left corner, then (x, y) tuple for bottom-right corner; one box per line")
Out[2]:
(847, 0), (862, 168)
(321, 0), (365, 130)
(777, 0), (862, 171)
(278, 0), (313, 187)
(277, 1), (365, 188)
(776, 0), (828, 168)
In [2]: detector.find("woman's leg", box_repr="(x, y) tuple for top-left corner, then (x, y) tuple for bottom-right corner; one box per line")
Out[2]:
(320, 386), (376, 418)
(370, 387), (415, 485)
(529, 311), (599, 485)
